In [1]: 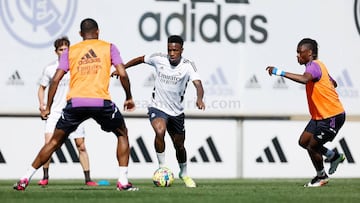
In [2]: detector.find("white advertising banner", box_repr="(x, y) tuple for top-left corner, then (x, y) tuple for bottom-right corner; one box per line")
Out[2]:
(0, 117), (238, 179)
(1, 118), (359, 179)
(242, 120), (360, 178)
(0, 0), (359, 116)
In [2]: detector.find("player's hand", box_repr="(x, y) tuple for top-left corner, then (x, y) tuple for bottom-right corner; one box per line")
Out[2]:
(266, 66), (275, 76)
(40, 107), (50, 120)
(123, 99), (135, 112)
(111, 70), (119, 79)
(38, 104), (46, 112)
(196, 99), (205, 110)
(266, 66), (285, 76)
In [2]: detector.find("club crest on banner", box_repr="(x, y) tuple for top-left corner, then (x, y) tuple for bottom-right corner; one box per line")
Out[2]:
(355, 0), (360, 36)
(0, 0), (77, 48)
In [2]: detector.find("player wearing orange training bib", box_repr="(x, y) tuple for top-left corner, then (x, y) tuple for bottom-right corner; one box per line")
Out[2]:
(266, 38), (346, 187)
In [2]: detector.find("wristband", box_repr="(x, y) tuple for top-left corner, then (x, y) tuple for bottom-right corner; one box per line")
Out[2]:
(272, 67), (285, 76)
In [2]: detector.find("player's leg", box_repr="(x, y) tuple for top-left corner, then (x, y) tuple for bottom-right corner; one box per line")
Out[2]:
(14, 105), (82, 191)
(38, 114), (60, 186)
(34, 129), (69, 167)
(321, 113), (346, 174)
(70, 124), (97, 186)
(170, 132), (196, 187)
(300, 130), (329, 187)
(151, 118), (167, 166)
(13, 128), (69, 190)
(167, 113), (186, 164)
(113, 121), (138, 191)
(38, 132), (52, 186)
(300, 120), (329, 187)
(96, 101), (137, 191)
(73, 137), (97, 186)
(148, 107), (168, 167)
(168, 114), (196, 188)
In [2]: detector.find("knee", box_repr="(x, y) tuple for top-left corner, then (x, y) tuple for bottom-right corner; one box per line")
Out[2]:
(113, 127), (128, 137)
(155, 128), (166, 138)
(173, 140), (185, 150)
(48, 139), (62, 150)
(77, 143), (86, 152)
(298, 139), (307, 149)
(174, 144), (185, 151)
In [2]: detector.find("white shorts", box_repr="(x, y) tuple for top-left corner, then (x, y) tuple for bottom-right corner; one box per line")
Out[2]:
(45, 111), (86, 139)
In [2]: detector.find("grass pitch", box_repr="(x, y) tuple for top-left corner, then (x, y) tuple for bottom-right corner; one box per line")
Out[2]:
(1, 178), (360, 203)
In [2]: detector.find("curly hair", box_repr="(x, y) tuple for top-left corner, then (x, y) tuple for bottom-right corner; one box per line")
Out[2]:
(54, 36), (70, 50)
(298, 38), (318, 59)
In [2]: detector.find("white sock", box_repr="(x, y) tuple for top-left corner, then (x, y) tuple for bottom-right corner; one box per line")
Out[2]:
(21, 166), (37, 181)
(157, 152), (166, 167)
(117, 166), (129, 185)
(179, 162), (187, 177)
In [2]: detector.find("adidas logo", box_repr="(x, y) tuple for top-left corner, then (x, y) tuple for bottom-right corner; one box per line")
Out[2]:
(130, 137), (153, 163)
(272, 77), (288, 89)
(50, 139), (80, 163)
(336, 69), (353, 88)
(190, 136), (222, 163)
(256, 137), (287, 163)
(205, 67), (228, 86)
(78, 49), (100, 65)
(325, 137), (355, 163)
(204, 68), (233, 96)
(6, 70), (24, 85)
(0, 150), (5, 164)
(335, 69), (359, 98)
(81, 49), (97, 60)
(245, 74), (261, 88)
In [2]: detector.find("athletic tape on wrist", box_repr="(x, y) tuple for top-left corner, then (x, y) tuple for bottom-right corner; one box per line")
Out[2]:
(272, 67), (285, 76)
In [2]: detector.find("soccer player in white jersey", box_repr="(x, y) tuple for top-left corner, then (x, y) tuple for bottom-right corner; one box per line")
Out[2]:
(114, 35), (205, 187)
(37, 37), (97, 186)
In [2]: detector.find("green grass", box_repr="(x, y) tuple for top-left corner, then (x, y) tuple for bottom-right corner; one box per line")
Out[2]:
(1, 179), (360, 203)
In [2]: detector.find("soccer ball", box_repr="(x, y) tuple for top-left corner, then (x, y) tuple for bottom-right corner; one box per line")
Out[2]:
(152, 167), (175, 187)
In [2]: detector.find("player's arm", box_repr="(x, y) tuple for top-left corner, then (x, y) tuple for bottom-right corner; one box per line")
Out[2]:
(266, 66), (313, 84)
(41, 69), (65, 120)
(193, 80), (205, 110)
(124, 56), (145, 69)
(37, 85), (47, 111)
(111, 56), (145, 77)
(114, 63), (135, 112)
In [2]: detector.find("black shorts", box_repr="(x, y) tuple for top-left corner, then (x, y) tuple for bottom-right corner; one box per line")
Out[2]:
(147, 107), (185, 135)
(305, 112), (346, 144)
(56, 100), (126, 136)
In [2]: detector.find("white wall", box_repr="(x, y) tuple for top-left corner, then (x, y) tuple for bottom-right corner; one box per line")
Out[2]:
(0, 0), (359, 116)
(0, 117), (239, 179)
(242, 120), (359, 178)
(1, 117), (358, 179)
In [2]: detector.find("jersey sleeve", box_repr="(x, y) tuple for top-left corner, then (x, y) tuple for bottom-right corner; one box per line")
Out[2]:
(144, 53), (162, 66)
(58, 49), (69, 72)
(305, 61), (322, 81)
(38, 66), (51, 87)
(188, 61), (201, 81)
(110, 44), (123, 66)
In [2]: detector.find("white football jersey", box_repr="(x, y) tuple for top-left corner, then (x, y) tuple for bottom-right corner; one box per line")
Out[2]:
(144, 53), (201, 116)
(39, 60), (70, 114)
